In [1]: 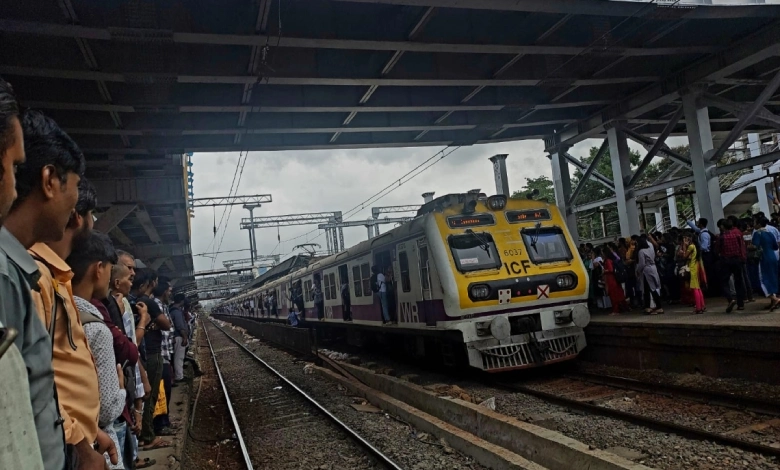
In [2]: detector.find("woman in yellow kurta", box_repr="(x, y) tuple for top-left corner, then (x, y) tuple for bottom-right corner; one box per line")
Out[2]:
(683, 233), (705, 313)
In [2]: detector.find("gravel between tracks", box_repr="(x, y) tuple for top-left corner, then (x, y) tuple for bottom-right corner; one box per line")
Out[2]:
(306, 343), (780, 470)
(211, 320), (488, 470)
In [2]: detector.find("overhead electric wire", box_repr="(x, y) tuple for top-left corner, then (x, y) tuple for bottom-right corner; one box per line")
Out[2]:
(269, 145), (460, 250)
(204, 151), (246, 255)
(212, 151), (250, 268)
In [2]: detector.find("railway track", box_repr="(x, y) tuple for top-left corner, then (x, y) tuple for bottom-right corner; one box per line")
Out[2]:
(203, 319), (403, 470)
(494, 373), (780, 459)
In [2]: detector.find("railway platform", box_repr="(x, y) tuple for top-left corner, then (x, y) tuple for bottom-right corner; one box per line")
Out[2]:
(584, 298), (780, 384)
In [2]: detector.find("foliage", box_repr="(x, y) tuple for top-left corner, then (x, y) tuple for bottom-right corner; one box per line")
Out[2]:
(511, 175), (556, 202)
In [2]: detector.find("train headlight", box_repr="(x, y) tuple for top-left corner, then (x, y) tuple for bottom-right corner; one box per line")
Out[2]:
(470, 284), (491, 300)
(556, 274), (575, 289)
(487, 195), (507, 211)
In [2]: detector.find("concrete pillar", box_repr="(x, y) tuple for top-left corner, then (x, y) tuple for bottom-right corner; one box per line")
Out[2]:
(749, 133), (772, 215)
(682, 94), (724, 232)
(489, 154), (510, 197)
(549, 148), (578, 244)
(607, 126), (641, 236)
(666, 188), (679, 228)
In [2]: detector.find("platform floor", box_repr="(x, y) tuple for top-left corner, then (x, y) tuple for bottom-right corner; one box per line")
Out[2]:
(590, 296), (780, 329)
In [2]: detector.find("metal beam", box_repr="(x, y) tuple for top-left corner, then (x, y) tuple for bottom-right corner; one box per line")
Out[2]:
(715, 148), (780, 176)
(109, 226), (134, 247)
(622, 127), (691, 166)
(0, 19), (724, 56)
(553, 21), (780, 149)
(240, 212), (342, 229)
(172, 208), (189, 242)
(709, 69), (780, 162)
(135, 209), (163, 244)
(66, 124), (479, 136)
(561, 152), (614, 190)
(22, 101), (611, 114)
(93, 204), (137, 232)
(626, 105), (685, 189)
(699, 92), (780, 129)
(572, 174), (697, 213)
(150, 257), (169, 271)
(371, 205), (422, 219)
(0, 67), (660, 87)
(190, 194), (272, 207)
(132, 243), (192, 259)
(333, 0), (780, 18)
(567, 139), (608, 205)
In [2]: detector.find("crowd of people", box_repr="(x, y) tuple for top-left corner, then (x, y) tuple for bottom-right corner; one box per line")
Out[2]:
(580, 214), (780, 316)
(0, 77), (198, 470)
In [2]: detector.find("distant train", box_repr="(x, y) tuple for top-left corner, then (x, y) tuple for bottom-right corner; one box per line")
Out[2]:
(217, 192), (590, 372)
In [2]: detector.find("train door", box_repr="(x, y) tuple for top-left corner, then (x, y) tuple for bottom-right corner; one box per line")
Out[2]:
(374, 249), (395, 320)
(417, 239), (437, 326)
(395, 241), (421, 325)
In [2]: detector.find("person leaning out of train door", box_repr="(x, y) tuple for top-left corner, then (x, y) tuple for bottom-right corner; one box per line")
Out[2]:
(371, 265), (392, 325)
(312, 274), (325, 321)
(341, 278), (352, 322)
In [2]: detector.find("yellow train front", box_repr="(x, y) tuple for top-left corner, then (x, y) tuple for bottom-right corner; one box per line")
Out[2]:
(423, 192), (590, 372)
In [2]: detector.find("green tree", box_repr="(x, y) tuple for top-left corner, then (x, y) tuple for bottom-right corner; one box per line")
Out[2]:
(511, 175), (555, 202)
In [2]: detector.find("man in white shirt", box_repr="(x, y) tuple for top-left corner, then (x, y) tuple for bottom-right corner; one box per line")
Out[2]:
(373, 265), (391, 324)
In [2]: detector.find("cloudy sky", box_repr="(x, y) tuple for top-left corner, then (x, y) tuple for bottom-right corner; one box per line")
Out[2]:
(189, 137), (663, 272)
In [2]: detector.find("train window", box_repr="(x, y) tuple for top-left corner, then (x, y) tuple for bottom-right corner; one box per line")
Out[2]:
(448, 232), (501, 272)
(323, 274), (332, 300)
(328, 273), (337, 300)
(361, 263), (371, 296)
(304, 280), (312, 302)
(399, 252), (412, 292)
(521, 227), (572, 264)
(419, 246), (430, 290)
(352, 266), (363, 297)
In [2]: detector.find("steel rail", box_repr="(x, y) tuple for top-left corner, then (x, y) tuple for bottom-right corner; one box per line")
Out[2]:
(207, 319), (404, 470)
(494, 380), (780, 458)
(202, 320), (254, 470)
(568, 372), (780, 417)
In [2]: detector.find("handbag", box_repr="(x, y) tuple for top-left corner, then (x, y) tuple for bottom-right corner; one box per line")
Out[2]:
(678, 265), (691, 281)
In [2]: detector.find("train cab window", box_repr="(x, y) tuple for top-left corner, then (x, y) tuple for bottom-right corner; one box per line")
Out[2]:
(323, 274), (332, 300)
(328, 273), (337, 300)
(448, 232), (501, 272)
(360, 263), (371, 296)
(399, 252), (412, 292)
(352, 265), (363, 297)
(521, 227), (573, 264)
(419, 246), (430, 290)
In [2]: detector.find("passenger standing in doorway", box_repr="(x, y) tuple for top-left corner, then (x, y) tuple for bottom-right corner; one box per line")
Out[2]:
(341, 279), (352, 321)
(313, 274), (325, 320)
(292, 280), (305, 322)
(372, 265), (391, 324)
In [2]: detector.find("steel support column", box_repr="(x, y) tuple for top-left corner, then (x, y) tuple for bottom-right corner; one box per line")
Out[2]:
(549, 147), (578, 243)
(683, 94), (724, 229)
(607, 126), (641, 236)
(749, 133), (772, 215)
(666, 188), (679, 228)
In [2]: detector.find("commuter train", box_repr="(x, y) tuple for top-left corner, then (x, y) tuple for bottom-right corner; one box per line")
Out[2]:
(218, 192), (590, 372)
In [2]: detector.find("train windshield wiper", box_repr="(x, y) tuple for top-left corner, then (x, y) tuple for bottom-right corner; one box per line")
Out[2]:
(465, 229), (491, 258)
(530, 222), (542, 254)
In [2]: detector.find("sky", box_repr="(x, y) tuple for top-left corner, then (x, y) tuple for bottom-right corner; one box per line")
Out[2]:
(189, 137), (666, 272)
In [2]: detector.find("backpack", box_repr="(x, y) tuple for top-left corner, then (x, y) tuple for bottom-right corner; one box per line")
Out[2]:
(370, 273), (380, 293)
(612, 258), (628, 283)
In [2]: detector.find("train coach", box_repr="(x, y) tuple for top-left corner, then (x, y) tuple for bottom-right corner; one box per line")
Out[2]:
(219, 191), (590, 372)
